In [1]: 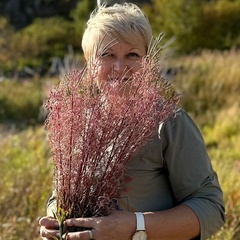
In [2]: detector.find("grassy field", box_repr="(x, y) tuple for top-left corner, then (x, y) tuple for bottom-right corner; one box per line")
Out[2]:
(0, 49), (239, 239)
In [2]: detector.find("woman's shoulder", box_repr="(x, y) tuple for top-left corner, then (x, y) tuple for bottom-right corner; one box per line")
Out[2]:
(158, 108), (204, 142)
(160, 108), (195, 129)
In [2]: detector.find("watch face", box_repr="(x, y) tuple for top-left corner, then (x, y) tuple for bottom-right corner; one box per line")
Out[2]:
(132, 231), (147, 240)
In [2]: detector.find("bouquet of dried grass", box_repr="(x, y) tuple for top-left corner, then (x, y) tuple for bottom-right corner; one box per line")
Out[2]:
(44, 38), (179, 236)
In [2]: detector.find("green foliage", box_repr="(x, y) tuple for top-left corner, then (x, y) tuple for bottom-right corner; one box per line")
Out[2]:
(147, 0), (240, 53)
(0, 78), (43, 124)
(1, 0), (240, 73)
(11, 17), (79, 70)
(0, 0), (96, 74)
(201, 0), (240, 50)
(149, 0), (205, 53)
(54, 208), (69, 240)
(0, 126), (52, 239)
(70, 0), (96, 45)
(0, 17), (15, 72)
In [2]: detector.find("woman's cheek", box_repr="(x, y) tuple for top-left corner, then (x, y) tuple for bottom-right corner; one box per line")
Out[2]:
(134, 61), (144, 73)
(96, 64), (108, 89)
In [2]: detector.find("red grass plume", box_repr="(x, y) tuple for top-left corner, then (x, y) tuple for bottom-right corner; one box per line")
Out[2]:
(45, 47), (179, 219)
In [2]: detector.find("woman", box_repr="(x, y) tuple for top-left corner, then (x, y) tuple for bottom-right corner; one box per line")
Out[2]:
(39, 3), (225, 240)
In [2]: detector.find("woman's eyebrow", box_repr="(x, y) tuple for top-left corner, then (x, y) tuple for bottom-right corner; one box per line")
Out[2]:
(101, 46), (113, 52)
(129, 48), (140, 51)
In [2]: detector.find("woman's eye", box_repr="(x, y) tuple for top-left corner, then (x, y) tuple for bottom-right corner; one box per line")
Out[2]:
(128, 52), (140, 58)
(100, 52), (113, 58)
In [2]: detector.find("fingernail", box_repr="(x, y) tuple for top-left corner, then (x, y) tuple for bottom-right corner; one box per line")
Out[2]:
(62, 233), (66, 239)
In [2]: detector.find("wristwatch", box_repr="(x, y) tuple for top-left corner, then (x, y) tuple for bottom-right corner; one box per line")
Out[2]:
(132, 212), (147, 240)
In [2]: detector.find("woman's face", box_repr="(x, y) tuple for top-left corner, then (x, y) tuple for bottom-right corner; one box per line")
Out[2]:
(94, 36), (147, 93)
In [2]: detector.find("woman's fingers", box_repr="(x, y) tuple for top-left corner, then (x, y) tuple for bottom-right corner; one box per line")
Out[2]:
(64, 218), (97, 240)
(39, 216), (60, 239)
(65, 217), (96, 229)
(39, 216), (59, 228)
(40, 226), (60, 239)
(63, 229), (95, 240)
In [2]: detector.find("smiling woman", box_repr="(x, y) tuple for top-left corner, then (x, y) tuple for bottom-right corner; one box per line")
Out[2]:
(94, 36), (146, 93)
(82, 3), (152, 95)
(39, 3), (225, 240)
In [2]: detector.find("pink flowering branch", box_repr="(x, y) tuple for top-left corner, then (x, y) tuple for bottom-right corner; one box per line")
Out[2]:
(45, 43), (179, 222)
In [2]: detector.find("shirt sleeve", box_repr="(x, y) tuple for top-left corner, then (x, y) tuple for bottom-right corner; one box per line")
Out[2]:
(160, 109), (225, 240)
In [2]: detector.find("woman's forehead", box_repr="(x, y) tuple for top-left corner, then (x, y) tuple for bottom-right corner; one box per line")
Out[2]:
(97, 34), (146, 51)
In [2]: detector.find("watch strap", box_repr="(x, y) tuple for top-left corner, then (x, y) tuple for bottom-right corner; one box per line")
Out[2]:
(134, 212), (146, 231)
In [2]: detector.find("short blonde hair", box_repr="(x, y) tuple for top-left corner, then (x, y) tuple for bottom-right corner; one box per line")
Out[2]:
(82, 3), (153, 60)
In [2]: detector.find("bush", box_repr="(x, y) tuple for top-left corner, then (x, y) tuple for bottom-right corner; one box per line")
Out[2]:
(148, 0), (205, 53)
(201, 0), (240, 50)
(147, 0), (240, 53)
(10, 17), (80, 71)
(0, 79), (43, 124)
(0, 17), (15, 73)
(70, 0), (95, 45)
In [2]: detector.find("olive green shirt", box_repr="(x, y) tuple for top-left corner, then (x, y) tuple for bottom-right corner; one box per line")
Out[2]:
(118, 109), (225, 239)
(47, 109), (225, 240)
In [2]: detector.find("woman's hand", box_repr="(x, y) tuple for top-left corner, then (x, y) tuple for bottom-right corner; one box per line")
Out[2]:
(39, 216), (60, 240)
(64, 210), (135, 240)
(39, 210), (135, 240)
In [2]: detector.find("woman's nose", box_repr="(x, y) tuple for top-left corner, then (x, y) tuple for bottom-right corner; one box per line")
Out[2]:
(112, 59), (127, 73)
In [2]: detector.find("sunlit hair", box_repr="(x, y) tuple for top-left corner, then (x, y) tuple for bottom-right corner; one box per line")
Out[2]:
(82, 3), (153, 60)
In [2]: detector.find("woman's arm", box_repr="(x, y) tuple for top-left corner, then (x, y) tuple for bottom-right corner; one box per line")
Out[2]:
(62, 204), (199, 240)
(160, 110), (225, 239)
(144, 204), (200, 240)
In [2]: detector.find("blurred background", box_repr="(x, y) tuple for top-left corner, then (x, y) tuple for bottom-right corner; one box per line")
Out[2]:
(0, 0), (239, 239)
